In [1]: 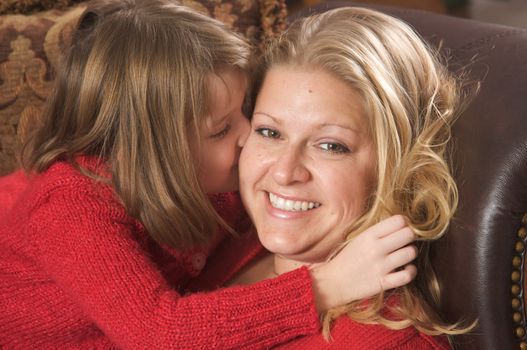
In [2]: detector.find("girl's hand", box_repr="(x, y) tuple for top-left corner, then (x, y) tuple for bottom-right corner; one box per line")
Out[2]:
(310, 215), (417, 312)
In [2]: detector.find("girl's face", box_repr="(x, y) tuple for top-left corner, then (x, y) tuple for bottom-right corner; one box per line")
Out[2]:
(195, 69), (250, 193)
(240, 67), (376, 263)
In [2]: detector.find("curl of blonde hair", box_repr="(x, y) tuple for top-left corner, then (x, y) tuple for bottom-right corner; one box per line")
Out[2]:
(257, 7), (475, 339)
(21, 0), (251, 249)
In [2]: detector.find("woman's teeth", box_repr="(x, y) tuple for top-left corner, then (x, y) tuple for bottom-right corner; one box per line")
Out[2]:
(269, 192), (321, 212)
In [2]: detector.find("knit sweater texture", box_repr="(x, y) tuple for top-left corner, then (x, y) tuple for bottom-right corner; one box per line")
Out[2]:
(0, 158), (320, 349)
(188, 228), (452, 350)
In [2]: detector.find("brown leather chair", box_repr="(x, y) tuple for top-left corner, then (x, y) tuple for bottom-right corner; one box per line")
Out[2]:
(295, 3), (527, 349)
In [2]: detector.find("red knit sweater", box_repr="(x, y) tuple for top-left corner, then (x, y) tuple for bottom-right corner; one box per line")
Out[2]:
(188, 228), (452, 350)
(0, 158), (319, 349)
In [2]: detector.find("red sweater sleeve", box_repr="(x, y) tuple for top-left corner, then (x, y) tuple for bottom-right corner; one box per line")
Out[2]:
(27, 186), (319, 349)
(0, 170), (29, 213)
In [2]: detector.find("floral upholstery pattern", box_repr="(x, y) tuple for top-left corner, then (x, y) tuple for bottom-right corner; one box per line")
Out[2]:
(0, 0), (287, 175)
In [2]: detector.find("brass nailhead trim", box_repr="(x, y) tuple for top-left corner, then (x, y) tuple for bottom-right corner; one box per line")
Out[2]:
(513, 271), (522, 282)
(518, 328), (526, 338)
(513, 214), (527, 348)
(514, 284), (522, 295)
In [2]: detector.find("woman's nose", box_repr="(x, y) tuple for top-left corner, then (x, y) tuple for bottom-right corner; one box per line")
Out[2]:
(270, 147), (310, 185)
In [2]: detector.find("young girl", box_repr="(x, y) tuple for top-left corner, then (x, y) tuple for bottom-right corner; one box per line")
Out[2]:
(0, 1), (418, 348)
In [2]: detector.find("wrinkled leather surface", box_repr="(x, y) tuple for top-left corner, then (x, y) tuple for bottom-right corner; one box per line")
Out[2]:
(295, 3), (527, 349)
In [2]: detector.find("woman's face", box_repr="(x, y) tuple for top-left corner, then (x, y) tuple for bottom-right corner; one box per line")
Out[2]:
(195, 69), (250, 193)
(240, 67), (376, 263)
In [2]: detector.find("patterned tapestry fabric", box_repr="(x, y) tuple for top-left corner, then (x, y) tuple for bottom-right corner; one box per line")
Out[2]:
(0, 0), (288, 176)
(0, 0), (86, 15)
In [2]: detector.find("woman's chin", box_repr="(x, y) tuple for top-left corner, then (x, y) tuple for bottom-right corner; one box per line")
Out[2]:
(258, 233), (306, 257)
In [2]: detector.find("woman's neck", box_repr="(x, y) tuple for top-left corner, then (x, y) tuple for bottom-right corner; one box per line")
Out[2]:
(228, 253), (314, 286)
(273, 255), (309, 275)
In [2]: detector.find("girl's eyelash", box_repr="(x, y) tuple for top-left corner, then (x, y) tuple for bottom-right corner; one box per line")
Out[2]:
(319, 142), (350, 154)
(210, 124), (231, 139)
(255, 127), (280, 138)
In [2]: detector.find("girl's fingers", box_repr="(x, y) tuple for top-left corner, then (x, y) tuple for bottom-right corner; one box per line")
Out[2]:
(379, 226), (416, 253)
(380, 264), (417, 291)
(383, 244), (418, 273)
(367, 215), (408, 239)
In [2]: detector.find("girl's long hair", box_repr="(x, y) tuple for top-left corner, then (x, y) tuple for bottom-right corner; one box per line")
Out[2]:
(21, 0), (251, 249)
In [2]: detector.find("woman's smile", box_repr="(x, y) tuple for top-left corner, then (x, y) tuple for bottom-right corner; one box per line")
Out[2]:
(268, 192), (321, 212)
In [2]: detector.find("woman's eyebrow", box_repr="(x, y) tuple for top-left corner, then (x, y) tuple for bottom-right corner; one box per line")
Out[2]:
(252, 112), (282, 124)
(253, 112), (361, 135)
(319, 122), (360, 135)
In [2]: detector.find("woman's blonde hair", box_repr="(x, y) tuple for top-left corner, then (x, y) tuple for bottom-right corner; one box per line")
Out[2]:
(20, 0), (251, 249)
(257, 7), (473, 338)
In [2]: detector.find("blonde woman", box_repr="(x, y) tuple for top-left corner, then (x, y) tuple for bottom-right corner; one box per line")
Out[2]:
(191, 7), (472, 349)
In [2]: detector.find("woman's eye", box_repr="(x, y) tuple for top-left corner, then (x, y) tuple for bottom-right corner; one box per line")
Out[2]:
(319, 142), (350, 154)
(255, 127), (280, 139)
(210, 124), (231, 139)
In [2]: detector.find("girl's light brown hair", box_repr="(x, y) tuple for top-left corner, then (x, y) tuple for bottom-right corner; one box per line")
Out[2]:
(256, 6), (475, 338)
(20, 0), (251, 249)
